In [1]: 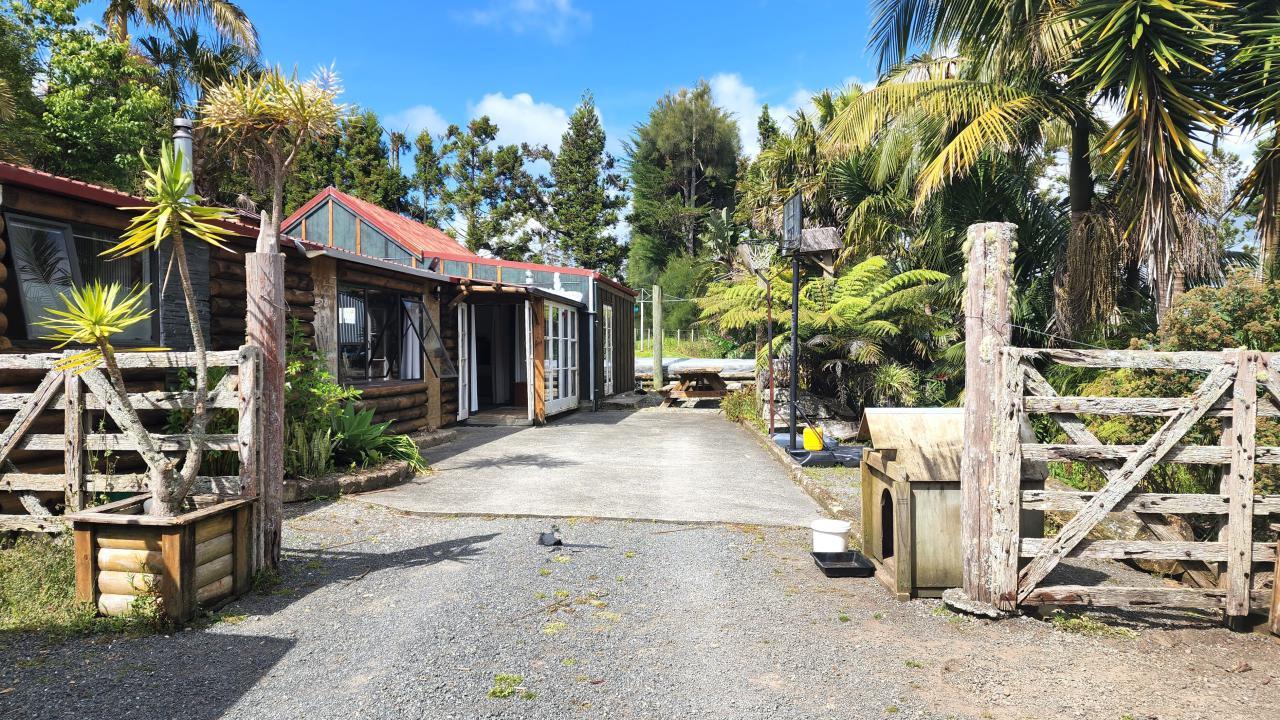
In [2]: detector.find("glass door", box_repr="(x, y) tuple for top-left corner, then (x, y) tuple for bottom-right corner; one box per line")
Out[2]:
(603, 304), (614, 396)
(543, 301), (579, 415)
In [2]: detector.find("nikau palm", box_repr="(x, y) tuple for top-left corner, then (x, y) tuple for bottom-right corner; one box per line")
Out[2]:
(39, 146), (236, 516)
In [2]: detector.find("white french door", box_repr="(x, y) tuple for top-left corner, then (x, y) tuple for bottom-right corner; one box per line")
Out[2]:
(457, 304), (471, 421)
(543, 301), (579, 416)
(602, 304), (615, 396)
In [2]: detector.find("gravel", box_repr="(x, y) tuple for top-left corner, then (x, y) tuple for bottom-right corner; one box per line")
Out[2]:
(2, 500), (1277, 720)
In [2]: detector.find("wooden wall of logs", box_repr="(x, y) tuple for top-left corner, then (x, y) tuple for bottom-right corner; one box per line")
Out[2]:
(208, 250), (315, 351)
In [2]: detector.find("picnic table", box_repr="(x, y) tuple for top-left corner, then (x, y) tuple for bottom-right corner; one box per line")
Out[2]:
(659, 366), (732, 407)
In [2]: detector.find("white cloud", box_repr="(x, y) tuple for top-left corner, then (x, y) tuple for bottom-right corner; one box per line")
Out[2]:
(460, 0), (590, 42)
(470, 92), (570, 150)
(709, 73), (821, 157)
(385, 104), (449, 139)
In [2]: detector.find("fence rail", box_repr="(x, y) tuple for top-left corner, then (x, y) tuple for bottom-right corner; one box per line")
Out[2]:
(0, 347), (261, 534)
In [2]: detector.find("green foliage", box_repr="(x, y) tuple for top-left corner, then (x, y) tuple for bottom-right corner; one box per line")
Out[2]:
(37, 30), (169, 191)
(282, 320), (359, 478)
(36, 281), (154, 373)
(626, 80), (741, 288)
(285, 108), (412, 214)
(657, 254), (707, 333)
(721, 388), (764, 432)
(701, 256), (952, 409)
(331, 404), (427, 473)
(545, 92), (628, 277)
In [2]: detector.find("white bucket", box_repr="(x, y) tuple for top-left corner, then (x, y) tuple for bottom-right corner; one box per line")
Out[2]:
(811, 518), (851, 553)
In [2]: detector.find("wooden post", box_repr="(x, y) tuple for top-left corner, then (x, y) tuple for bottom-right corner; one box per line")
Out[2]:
(237, 345), (262, 572)
(652, 284), (664, 390)
(991, 349), (1025, 609)
(245, 248), (284, 571)
(309, 255), (339, 378)
(425, 285), (442, 431)
(64, 369), (85, 512)
(960, 222), (1016, 607)
(1225, 350), (1258, 622)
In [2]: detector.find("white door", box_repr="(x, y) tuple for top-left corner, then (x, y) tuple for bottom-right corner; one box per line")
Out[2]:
(543, 302), (579, 416)
(457, 304), (471, 421)
(603, 304), (615, 396)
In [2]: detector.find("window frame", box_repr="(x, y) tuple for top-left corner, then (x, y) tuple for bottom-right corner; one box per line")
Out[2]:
(336, 283), (450, 385)
(3, 212), (158, 345)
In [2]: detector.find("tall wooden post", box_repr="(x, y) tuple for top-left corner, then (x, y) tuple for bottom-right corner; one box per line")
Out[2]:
(63, 369), (85, 511)
(245, 214), (285, 570)
(960, 222), (1016, 607)
(652, 285), (664, 390)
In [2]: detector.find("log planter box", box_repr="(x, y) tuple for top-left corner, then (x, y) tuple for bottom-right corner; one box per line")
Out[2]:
(67, 494), (253, 623)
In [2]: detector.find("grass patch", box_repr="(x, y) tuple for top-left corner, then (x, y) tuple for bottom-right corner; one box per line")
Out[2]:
(487, 673), (525, 699)
(542, 620), (569, 636)
(905, 659), (922, 669)
(1048, 611), (1138, 639)
(0, 533), (159, 636)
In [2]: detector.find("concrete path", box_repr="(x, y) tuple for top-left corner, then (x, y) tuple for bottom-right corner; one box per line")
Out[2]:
(362, 408), (822, 526)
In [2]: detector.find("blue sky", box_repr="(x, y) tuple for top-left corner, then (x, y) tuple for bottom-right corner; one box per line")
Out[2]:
(87, 1), (881, 157)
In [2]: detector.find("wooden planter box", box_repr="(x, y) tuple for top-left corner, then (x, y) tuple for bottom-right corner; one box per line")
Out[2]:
(67, 494), (253, 623)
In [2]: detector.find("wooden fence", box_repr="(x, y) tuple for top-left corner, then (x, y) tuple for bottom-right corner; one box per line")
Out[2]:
(962, 222), (1280, 632)
(0, 347), (262, 540)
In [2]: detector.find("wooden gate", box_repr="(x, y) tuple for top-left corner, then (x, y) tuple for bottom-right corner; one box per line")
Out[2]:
(961, 222), (1280, 632)
(0, 347), (261, 534)
(987, 347), (1279, 622)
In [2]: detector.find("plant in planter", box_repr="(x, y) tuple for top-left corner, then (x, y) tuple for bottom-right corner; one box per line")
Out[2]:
(39, 146), (252, 620)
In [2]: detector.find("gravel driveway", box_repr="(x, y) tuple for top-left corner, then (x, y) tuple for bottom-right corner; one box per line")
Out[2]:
(3, 501), (1276, 720)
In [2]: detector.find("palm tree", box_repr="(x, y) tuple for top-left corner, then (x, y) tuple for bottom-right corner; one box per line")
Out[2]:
(102, 0), (258, 53)
(838, 0), (1233, 329)
(39, 145), (236, 516)
(1225, 1), (1280, 275)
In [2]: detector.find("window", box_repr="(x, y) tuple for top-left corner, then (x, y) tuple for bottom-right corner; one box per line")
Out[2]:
(543, 302), (578, 414)
(6, 213), (154, 343)
(337, 285), (454, 384)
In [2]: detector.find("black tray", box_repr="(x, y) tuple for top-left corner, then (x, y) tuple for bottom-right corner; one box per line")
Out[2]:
(811, 550), (875, 578)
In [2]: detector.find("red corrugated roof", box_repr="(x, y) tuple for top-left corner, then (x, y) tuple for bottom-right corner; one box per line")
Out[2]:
(0, 161), (288, 243)
(282, 187), (474, 258)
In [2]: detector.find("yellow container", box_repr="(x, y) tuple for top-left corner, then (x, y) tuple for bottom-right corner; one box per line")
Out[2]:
(803, 426), (825, 451)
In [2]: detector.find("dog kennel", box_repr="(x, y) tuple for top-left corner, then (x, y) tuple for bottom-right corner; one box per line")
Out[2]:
(856, 408), (1044, 600)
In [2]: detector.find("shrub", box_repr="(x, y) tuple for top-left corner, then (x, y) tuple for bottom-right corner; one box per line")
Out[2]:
(721, 387), (764, 432)
(282, 320), (360, 478)
(331, 403), (427, 472)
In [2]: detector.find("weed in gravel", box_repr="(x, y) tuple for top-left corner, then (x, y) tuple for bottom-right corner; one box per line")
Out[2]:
(905, 659), (922, 669)
(561, 657), (577, 667)
(533, 591), (547, 600)
(1049, 611), (1138, 639)
(554, 589), (570, 599)
(251, 567), (282, 594)
(520, 690), (537, 700)
(594, 611), (620, 622)
(872, 612), (884, 620)
(215, 612), (248, 625)
(837, 614), (851, 623)
(624, 551), (636, 558)
(615, 575), (625, 583)
(588, 599), (608, 609)
(885, 706), (900, 714)
(538, 568), (552, 577)
(487, 673), (524, 699)
(552, 554), (572, 564)
(543, 621), (569, 636)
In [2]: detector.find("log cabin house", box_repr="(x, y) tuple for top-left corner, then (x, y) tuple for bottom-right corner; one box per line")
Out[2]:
(283, 186), (636, 426)
(1, 163), (636, 485)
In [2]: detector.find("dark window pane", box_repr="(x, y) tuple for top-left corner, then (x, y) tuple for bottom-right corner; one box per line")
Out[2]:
(304, 205), (328, 245)
(332, 203), (357, 251)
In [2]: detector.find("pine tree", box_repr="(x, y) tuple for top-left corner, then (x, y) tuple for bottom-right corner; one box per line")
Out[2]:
(625, 80), (741, 287)
(545, 92), (628, 277)
(416, 116), (546, 258)
(411, 129), (447, 226)
(283, 108), (411, 214)
(757, 104), (781, 152)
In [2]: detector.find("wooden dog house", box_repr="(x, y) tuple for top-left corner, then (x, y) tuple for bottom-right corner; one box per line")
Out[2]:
(857, 408), (1044, 600)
